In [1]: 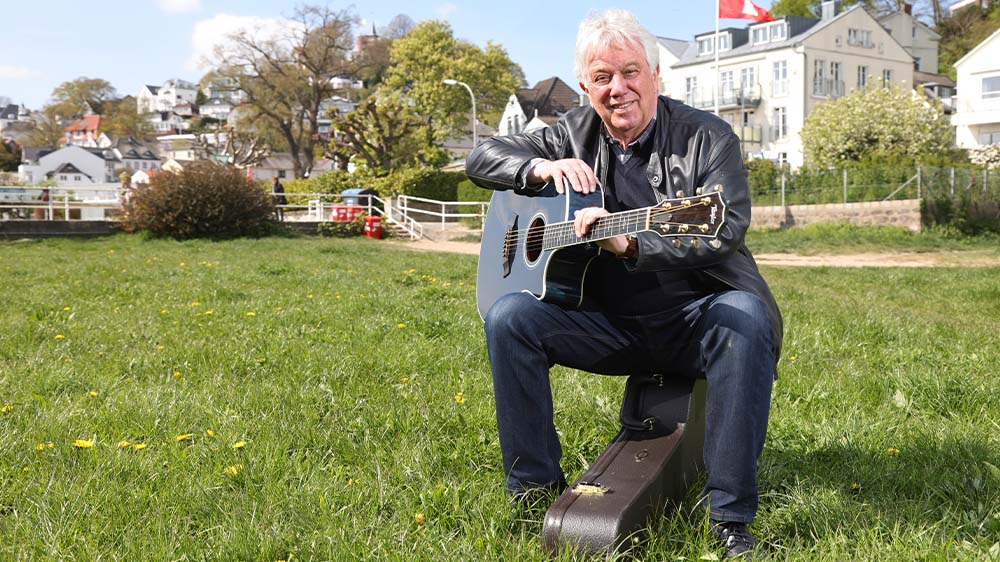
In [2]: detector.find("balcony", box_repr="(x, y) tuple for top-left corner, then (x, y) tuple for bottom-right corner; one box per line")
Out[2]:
(686, 85), (763, 111)
(812, 79), (846, 98)
(734, 125), (763, 147)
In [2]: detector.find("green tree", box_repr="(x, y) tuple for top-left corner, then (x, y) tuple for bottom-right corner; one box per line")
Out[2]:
(327, 91), (445, 171)
(769, 0), (881, 18)
(0, 140), (21, 172)
(23, 107), (67, 147)
(102, 96), (153, 139)
(936, 2), (1000, 80)
(800, 85), (952, 167)
(48, 77), (116, 119)
(381, 20), (520, 145)
(211, 5), (358, 178)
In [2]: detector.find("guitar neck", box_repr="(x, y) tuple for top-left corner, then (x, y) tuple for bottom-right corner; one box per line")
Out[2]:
(542, 207), (650, 251)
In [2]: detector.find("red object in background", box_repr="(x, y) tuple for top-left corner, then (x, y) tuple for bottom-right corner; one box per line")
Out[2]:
(363, 215), (382, 239)
(245, 168), (254, 182)
(719, 0), (774, 21)
(346, 204), (363, 221)
(331, 204), (349, 221)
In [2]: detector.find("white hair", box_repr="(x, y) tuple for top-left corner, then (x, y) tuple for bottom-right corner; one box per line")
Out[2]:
(574, 9), (659, 83)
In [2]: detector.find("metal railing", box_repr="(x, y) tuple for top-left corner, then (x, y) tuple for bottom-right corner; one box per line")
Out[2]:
(396, 194), (489, 231)
(0, 184), (123, 220)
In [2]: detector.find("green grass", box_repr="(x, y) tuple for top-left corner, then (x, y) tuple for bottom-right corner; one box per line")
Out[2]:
(1, 234), (998, 561)
(745, 223), (1000, 256)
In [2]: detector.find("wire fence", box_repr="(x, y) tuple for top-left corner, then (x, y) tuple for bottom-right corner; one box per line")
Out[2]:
(750, 166), (1000, 207)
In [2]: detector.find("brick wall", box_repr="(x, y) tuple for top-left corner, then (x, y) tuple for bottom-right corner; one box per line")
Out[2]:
(751, 199), (922, 231)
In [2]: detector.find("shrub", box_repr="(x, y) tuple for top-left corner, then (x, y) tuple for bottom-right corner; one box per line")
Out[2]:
(922, 193), (1000, 235)
(121, 161), (275, 240)
(372, 166), (465, 200)
(316, 213), (367, 237)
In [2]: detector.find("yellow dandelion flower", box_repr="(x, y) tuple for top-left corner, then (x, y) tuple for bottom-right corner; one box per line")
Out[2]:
(63, 306), (71, 311)
(789, 355), (797, 363)
(232, 441), (247, 450)
(175, 433), (193, 442)
(47, 442), (54, 449)
(454, 391), (466, 404)
(117, 440), (131, 449)
(35, 443), (47, 451)
(886, 447), (901, 456)
(54, 334), (65, 340)
(97, 351), (104, 357)
(179, 262), (186, 267)
(1, 404), (13, 413)
(414, 513), (426, 525)
(190, 301), (200, 307)
(347, 478), (357, 486)
(23, 466), (30, 472)
(88, 391), (98, 397)
(204, 310), (214, 315)
(397, 323), (406, 329)
(401, 377), (410, 383)
(132, 443), (147, 450)
(224, 464), (243, 476)
(206, 430), (216, 437)
(308, 294), (314, 299)
(156, 345), (165, 350)
(173, 371), (183, 379)
(406, 268), (416, 274)
(851, 482), (861, 491)
(73, 439), (94, 449)
(246, 311), (256, 317)
(160, 309), (168, 315)
(335, 293), (341, 300)
(257, 358), (266, 364)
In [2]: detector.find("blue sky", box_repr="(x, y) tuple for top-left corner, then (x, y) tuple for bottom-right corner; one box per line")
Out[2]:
(1, 0), (736, 110)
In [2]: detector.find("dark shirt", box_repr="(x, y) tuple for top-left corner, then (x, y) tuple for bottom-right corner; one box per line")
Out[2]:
(589, 120), (719, 316)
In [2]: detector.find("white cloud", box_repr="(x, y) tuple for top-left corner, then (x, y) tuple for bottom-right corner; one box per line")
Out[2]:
(187, 14), (294, 71)
(158, 0), (201, 14)
(0, 65), (37, 80)
(435, 3), (458, 18)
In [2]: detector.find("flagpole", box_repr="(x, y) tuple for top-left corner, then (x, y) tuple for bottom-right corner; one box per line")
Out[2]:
(714, 0), (720, 116)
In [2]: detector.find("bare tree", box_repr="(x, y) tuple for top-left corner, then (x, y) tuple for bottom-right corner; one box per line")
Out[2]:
(211, 5), (357, 178)
(194, 129), (272, 169)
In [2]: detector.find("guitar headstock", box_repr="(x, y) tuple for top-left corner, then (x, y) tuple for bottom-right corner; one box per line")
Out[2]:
(647, 185), (726, 242)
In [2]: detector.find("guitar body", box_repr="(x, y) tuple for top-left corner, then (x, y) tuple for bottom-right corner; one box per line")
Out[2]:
(476, 184), (604, 320)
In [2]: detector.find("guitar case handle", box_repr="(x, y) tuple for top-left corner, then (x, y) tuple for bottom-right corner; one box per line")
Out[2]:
(619, 374), (698, 435)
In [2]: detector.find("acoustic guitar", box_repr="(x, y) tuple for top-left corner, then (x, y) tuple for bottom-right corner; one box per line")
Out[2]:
(476, 181), (727, 319)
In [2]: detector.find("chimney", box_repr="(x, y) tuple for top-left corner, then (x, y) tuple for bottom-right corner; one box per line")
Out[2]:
(903, 2), (912, 14)
(821, 0), (836, 20)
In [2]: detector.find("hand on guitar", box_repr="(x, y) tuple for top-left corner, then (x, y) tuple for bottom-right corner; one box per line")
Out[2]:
(528, 159), (598, 194)
(574, 207), (629, 255)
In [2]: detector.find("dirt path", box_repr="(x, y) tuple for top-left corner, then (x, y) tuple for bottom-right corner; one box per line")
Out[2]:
(386, 239), (1000, 267)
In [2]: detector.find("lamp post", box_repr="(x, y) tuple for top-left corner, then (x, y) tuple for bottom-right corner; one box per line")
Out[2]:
(443, 79), (477, 148)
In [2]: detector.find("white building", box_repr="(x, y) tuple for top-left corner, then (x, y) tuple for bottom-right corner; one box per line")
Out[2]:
(657, 37), (690, 96)
(878, 8), (940, 73)
(137, 79), (199, 114)
(951, 27), (1000, 147)
(18, 145), (118, 185)
(667, 4), (914, 167)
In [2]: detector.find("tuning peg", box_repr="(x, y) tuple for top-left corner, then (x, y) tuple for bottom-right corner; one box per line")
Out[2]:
(659, 201), (672, 209)
(714, 184), (724, 193)
(691, 239), (701, 249)
(659, 224), (671, 233)
(678, 224), (689, 233)
(675, 190), (685, 198)
(695, 187), (703, 195)
(698, 224), (710, 233)
(672, 239), (682, 248)
(700, 197), (711, 204)
(708, 239), (722, 249)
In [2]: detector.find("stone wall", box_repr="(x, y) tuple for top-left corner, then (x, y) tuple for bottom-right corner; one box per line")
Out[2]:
(751, 199), (922, 231)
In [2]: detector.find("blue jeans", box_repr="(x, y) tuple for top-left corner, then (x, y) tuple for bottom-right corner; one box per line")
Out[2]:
(483, 290), (776, 523)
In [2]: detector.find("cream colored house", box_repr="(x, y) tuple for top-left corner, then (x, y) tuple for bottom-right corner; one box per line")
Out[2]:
(657, 37), (690, 96)
(666, 4), (914, 167)
(951, 28), (1000, 147)
(878, 9), (940, 73)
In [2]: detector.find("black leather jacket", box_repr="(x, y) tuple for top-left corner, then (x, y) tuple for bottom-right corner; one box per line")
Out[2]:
(466, 95), (782, 355)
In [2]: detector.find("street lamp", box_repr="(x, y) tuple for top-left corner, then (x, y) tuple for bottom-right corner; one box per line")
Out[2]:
(443, 79), (477, 148)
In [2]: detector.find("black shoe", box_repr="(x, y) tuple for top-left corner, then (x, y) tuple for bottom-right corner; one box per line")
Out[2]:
(711, 520), (757, 559)
(509, 479), (568, 506)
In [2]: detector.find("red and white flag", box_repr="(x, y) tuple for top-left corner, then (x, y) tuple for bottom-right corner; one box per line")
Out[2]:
(719, 0), (775, 22)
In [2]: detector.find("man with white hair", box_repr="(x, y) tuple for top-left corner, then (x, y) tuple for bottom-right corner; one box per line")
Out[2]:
(466, 9), (782, 559)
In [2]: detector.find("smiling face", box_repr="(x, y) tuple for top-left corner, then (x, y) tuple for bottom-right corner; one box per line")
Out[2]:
(579, 39), (659, 147)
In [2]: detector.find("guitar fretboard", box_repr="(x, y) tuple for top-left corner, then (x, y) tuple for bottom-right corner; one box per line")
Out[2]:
(540, 208), (649, 250)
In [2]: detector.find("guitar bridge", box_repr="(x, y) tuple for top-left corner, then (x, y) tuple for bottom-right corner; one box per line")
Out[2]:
(502, 216), (518, 278)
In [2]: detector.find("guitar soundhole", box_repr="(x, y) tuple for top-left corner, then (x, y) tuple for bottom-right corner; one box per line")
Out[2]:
(526, 217), (545, 263)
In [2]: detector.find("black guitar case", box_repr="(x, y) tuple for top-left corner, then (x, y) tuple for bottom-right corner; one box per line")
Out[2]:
(541, 374), (707, 556)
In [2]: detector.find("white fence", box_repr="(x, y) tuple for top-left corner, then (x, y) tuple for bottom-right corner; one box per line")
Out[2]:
(0, 184), (123, 220)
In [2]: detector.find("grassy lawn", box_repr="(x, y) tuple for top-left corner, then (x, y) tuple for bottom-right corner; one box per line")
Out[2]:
(744, 223), (1000, 257)
(1, 234), (998, 561)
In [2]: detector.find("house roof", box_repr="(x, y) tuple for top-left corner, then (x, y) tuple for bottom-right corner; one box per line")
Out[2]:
(22, 146), (56, 163)
(877, 10), (941, 40)
(954, 26), (1000, 68)
(145, 85), (160, 95)
(47, 163), (93, 181)
(914, 69), (956, 88)
(673, 8), (864, 68)
(65, 114), (101, 133)
(656, 37), (690, 59)
(515, 77), (581, 122)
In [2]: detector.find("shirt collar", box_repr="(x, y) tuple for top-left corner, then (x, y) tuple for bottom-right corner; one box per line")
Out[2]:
(605, 116), (656, 163)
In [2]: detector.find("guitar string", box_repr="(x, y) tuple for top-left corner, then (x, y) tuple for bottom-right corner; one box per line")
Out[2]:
(505, 202), (714, 251)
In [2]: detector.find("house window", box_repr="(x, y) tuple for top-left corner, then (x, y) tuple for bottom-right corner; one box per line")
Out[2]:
(772, 107), (787, 140)
(685, 77), (698, 104)
(770, 24), (786, 42)
(847, 28), (873, 48)
(914, 56), (922, 68)
(74, 175), (81, 181)
(740, 67), (756, 92)
(742, 110), (754, 127)
(857, 65), (869, 89)
(982, 76), (1000, 99)
(772, 61), (788, 96)
(720, 71), (734, 99)
(718, 34), (730, 51)
(830, 61), (843, 97)
(979, 131), (1000, 144)
(698, 37), (714, 55)
(777, 152), (788, 165)
(278, 170), (287, 179)
(813, 59), (827, 95)
(882, 69), (893, 85)
(60, 175), (67, 180)
(752, 27), (768, 44)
